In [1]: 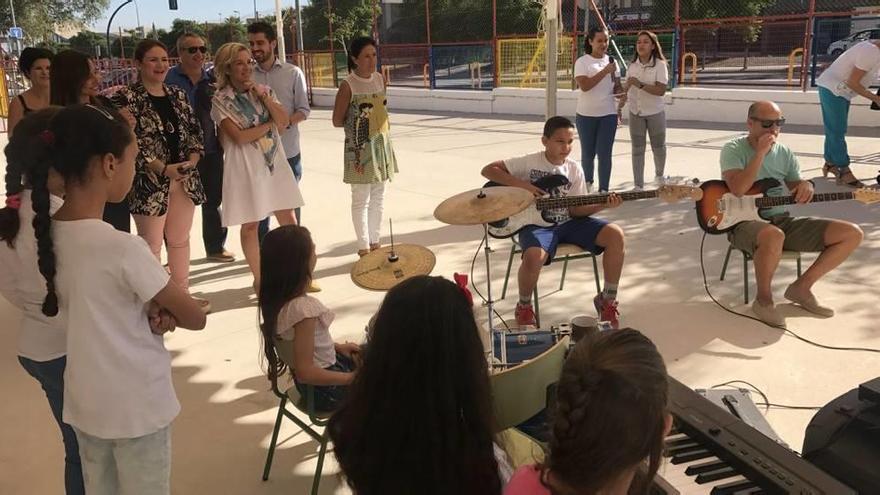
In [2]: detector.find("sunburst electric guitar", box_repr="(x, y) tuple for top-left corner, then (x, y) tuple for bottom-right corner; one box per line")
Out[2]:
(695, 178), (880, 234)
(485, 175), (703, 239)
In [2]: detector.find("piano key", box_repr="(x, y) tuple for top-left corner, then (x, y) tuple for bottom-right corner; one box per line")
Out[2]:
(667, 436), (699, 448)
(695, 466), (739, 484)
(671, 449), (714, 464)
(710, 478), (759, 495)
(666, 441), (703, 456)
(685, 459), (731, 476)
(731, 488), (762, 495)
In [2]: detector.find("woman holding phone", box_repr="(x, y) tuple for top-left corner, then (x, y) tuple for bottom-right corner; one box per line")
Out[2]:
(574, 28), (622, 193)
(111, 39), (209, 312)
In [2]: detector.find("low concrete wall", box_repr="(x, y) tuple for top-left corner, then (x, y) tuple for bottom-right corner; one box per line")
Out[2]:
(313, 86), (879, 127)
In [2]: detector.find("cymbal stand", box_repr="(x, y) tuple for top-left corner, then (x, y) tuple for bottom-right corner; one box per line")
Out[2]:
(482, 222), (508, 368)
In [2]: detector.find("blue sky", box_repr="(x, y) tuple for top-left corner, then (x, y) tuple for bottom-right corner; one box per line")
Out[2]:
(91, 0), (308, 31)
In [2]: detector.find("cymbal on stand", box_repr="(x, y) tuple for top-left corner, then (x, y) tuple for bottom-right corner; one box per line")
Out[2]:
(434, 186), (533, 225)
(351, 244), (436, 291)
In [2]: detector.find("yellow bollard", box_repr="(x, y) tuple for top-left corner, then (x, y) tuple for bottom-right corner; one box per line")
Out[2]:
(787, 48), (804, 86)
(681, 52), (697, 84)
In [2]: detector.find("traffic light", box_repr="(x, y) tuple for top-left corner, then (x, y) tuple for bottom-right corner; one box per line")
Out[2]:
(169, 0), (178, 9)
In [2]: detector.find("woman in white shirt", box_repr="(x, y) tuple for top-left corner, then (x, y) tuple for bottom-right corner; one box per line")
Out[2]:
(816, 39), (880, 187)
(574, 28), (622, 193)
(623, 31), (668, 191)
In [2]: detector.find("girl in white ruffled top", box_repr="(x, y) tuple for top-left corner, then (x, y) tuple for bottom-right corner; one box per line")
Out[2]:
(258, 225), (361, 412)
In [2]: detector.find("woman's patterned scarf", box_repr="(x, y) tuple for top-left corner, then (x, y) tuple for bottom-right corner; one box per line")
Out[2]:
(215, 86), (278, 172)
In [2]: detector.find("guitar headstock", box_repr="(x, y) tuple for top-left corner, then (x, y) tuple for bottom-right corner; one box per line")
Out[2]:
(657, 185), (704, 203)
(853, 187), (880, 205)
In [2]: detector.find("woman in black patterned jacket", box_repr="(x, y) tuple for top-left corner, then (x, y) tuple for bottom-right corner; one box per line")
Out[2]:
(112, 40), (209, 312)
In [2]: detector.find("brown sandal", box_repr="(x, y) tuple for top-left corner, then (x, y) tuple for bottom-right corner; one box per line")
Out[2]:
(823, 163), (864, 188)
(369, 243), (381, 251)
(357, 249), (370, 257)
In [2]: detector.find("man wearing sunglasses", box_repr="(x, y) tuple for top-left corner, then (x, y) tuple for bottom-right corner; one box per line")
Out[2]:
(719, 101), (863, 327)
(166, 33), (237, 264)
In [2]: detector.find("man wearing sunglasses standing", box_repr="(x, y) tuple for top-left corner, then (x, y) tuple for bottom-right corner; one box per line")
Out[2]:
(166, 33), (237, 263)
(247, 21), (319, 292)
(720, 101), (863, 326)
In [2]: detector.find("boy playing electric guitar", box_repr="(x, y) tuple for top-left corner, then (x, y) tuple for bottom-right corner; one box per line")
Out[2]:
(481, 116), (626, 328)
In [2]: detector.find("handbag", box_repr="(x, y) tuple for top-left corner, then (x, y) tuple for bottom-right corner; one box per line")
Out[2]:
(871, 86), (880, 110)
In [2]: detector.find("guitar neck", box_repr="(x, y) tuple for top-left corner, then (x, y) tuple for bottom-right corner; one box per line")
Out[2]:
(756, 191), (856, 208)
(537, 190), (657, 210)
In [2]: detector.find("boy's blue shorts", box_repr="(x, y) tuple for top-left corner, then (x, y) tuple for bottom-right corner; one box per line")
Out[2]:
(517, 217), (609, 265)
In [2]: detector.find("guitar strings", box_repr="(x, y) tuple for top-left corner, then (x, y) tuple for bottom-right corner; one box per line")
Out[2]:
(699, 230), (880, 355)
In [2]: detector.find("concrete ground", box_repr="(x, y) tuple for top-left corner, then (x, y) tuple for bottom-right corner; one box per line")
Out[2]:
(1, 108), (878, 494)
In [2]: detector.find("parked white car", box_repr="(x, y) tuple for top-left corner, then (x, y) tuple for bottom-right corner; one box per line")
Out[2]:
(827, 28), (880, 57)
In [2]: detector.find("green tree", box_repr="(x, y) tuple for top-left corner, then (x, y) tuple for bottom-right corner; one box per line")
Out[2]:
(0, 0), (109, 44)
(69, 30), (106, 56)
(206, 16), (246, 50)
(301, 0), (374, 50)
(326, 0), (377, 53)
(164, 18), (209, 54)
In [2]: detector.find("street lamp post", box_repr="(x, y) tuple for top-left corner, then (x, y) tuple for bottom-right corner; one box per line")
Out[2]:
(107, 0), (135, 59)
(8, 0), (20, 55)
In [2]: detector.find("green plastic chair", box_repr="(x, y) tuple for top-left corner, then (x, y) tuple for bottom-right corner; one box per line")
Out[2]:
(498, 427), (546, 468)
(262, 338), (331, 495)
(490, 336), (569, 431)
(720, 244), (802, 304)
(501, 240), (601, 327)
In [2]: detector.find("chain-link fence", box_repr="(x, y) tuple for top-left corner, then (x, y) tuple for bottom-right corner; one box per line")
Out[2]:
(20, 0), (865, 101)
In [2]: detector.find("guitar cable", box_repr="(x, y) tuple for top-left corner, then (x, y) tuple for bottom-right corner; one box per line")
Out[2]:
(699, 230), (880, 355)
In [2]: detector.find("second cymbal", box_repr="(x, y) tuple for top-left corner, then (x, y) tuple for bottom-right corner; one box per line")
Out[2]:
(434, 186), (533, 225)
(351, 244), (436, 291)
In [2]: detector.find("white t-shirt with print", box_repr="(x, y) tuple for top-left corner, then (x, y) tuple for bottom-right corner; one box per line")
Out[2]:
(625, 57), (669, 116)
(817, 41), (880, 100)
(504, 151), (588, 224)
(574, 53), (620, 117)
(54, 219), (175, 439)
(0, 191), (66, 361)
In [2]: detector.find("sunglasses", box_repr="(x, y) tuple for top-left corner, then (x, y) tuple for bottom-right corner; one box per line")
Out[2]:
(186, 46), (208, 54)
(750, 117), (786, 128)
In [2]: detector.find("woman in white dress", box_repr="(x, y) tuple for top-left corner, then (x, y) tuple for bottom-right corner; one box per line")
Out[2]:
(211, 42), (303, 289)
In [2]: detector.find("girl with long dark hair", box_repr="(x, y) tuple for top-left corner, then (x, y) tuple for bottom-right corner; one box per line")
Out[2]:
(328, 275), (507, 495)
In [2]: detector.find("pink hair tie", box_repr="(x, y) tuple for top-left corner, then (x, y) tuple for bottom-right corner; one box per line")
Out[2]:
(453, 273), (474, 307)
(5, 193), (22, 210)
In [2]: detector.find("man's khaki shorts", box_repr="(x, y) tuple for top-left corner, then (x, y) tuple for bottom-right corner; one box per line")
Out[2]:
(727, 215), (830, 254)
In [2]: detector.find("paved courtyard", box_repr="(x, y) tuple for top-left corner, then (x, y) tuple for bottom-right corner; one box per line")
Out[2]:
(1, 107), (878, 494)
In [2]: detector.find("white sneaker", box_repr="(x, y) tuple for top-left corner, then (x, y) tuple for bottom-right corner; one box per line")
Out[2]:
(632, 185), (644, 192)
(655, 175), (666, 185)
(751, 300), (785, 327)
(586, 182), (594, 194)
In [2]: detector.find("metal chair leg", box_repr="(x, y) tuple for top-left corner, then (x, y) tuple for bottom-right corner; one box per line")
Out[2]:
(310, 436), (329, 495)
(501, 244), (517, 300)
(720, 244), (733, 281)
(262, 397), (287, 481)
(796, 255), (802, 278)
(742, 251), (750, 304)
(591, 255), (601, 295)
(533, 287), (541, 328)
(559, 256), (569, 291)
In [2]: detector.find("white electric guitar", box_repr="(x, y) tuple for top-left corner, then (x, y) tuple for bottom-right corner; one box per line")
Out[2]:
(485, 175), (703, 239)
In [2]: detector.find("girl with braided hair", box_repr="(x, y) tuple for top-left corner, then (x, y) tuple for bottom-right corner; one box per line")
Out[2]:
(505, 329), (671, 495)
(0, 108), (85, 494)
(27, 104), (206, 495)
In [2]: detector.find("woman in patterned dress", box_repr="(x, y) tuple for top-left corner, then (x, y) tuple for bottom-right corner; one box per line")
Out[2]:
(111, 40), (209, 312)
(211, 43), (303, 290)
(332, 36), (399, 257)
